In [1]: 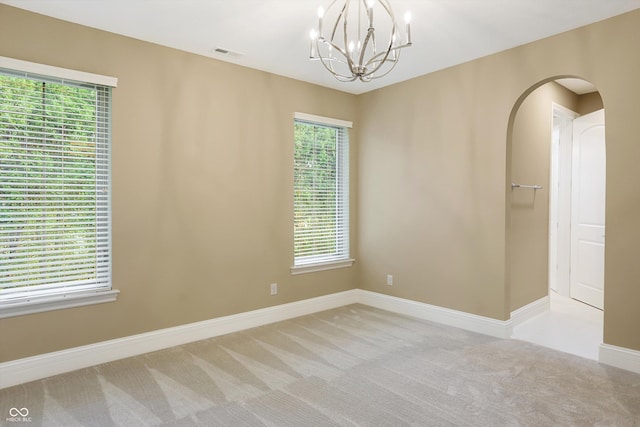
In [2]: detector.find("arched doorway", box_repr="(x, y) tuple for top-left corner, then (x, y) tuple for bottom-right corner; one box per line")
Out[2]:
(507, 77), (605, 360)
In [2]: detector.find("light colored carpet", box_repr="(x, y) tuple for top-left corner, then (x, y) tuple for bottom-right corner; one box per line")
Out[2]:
(1, 304), (639, 426)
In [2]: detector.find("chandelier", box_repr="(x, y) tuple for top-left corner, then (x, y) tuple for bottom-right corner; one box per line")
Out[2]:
(309, 0), (412, 82)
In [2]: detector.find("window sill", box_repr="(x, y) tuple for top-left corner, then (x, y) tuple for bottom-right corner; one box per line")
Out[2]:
(0, 289), (120, 319)
(290, 259), (355, 275)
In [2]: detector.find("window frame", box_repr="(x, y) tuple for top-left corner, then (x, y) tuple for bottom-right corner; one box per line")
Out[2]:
(0, 56), (118, 318)
(291, 112), (354, 275)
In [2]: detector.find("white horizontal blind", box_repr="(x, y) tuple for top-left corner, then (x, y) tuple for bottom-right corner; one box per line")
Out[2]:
(0, 68), (112, 303)
(294, 116), (349, 266)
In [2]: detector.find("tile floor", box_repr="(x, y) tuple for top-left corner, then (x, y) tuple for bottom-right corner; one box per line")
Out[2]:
(511, 291), (603, 360)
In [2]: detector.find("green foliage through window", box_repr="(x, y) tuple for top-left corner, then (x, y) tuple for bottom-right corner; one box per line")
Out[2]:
(0, 71), (111, 301)
(294, 119), (349, 265)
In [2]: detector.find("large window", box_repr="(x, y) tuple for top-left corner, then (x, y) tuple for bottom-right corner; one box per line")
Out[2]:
(293, 113), (353, 273)
(0, 57), (118, 317)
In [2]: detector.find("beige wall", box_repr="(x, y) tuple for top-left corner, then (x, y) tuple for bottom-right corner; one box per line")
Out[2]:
(358, 10), (640, 351)
(2, 5), (640, 361)
(577, 91), (604, 116)
(357, 66), (511, 319)
(0, 6), (359, 362)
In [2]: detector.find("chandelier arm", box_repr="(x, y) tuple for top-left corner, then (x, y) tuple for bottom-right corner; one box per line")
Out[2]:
(358, 28), (375, 70)
(318, 38), (353, 74)
(315, 40), (358, 80)
(376, 0), (396, 23)
(321, 56), (359, 81)
(319, 38), (350, 59)
(361, 47), (402, 81)
(362, 35), (394, 75)
(329, 1), (348, 45)
(362, 0), (377, 57)
(371, 0), (398, 60)
(317, 53), (351, 69)
(341, 0), (359, 75)
(336, 75), (359, 82)
(371, 29), (377, 56)
(364, 42), (407, 68)
(356, 0), (377, 67)
(320, 55), (339, 75)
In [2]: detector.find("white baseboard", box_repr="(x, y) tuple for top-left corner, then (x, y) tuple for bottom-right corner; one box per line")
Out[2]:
(355, 290), (512, 339)
(3, 289), (638, 389)
(509, 295), (550, 330)
(0, 290), (358, 389)
(599, 344), (640, 374)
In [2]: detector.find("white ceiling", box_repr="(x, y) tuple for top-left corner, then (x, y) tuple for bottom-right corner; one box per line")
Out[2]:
(2, 0), (639, 94)
(555, 78), (598, 95)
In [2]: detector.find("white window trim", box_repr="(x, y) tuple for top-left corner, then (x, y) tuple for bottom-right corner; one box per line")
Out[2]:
(0, 56), (118, 87)
(0, 290), (120, 319)
(293, 112), (352, 129)
(291, 112), (354, 274)
(0, 57), (118, 318)
(290, 258), (355, 275)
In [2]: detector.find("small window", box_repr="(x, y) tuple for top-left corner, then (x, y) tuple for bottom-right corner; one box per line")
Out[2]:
(292, 113), (353, 274)
(0, 57), (118, 317)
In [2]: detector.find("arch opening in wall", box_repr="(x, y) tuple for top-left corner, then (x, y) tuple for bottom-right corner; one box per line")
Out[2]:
(506, 76), (605, 361)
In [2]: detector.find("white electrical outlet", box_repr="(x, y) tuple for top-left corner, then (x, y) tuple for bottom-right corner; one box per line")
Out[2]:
(270, 283), (278, 295)
(387, 275), (393, 286)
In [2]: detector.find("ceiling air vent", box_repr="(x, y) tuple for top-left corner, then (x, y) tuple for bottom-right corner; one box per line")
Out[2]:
(212, 47), (243, 58)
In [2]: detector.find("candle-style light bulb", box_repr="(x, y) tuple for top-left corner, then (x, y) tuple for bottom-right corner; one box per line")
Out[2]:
(404, 11), (412, 45)
(367, 0), (375, 26)
(309, 29), (318, 58)
(318, 7), (324, 34)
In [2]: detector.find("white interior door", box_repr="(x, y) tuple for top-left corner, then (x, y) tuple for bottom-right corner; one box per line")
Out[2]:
(570, 109), (605, 309)
(549, 104), (579, 297)
(549, 121), (560, 293)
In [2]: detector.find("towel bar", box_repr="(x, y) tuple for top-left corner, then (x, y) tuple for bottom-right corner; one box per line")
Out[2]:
(511, 183), (543, 190)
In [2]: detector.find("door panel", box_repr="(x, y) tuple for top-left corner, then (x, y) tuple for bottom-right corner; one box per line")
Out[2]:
(570, 109), (605, 309)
